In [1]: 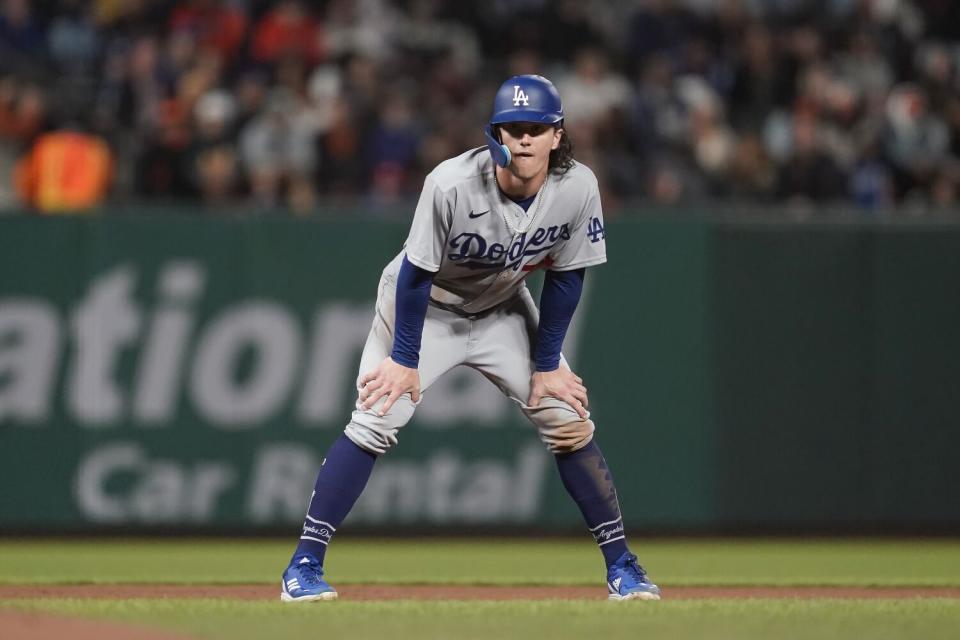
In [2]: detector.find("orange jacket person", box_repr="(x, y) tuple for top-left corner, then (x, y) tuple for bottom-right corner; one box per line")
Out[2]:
(15, 130), (113, 213)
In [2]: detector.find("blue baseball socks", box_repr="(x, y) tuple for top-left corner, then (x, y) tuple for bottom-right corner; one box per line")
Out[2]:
(295, 435), (631, 570)
(291, 434), (376, 566)
(555, 440), (631, 567)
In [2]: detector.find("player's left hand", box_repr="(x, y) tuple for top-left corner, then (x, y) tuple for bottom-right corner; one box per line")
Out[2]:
(528, 365), (589, 419)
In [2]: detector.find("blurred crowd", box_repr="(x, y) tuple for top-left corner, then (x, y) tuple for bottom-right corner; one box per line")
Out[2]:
(2, 0), (960, 215)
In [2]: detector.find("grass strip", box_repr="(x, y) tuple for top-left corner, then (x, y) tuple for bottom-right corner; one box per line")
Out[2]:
(1, 539), (959, 587)
(4, 597), (960, 640)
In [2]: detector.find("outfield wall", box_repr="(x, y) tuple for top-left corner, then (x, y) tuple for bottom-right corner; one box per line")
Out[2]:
(1, 214), (958, 532)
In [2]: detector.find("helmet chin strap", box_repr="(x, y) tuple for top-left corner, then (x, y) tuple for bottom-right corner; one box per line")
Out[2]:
(484, 124), (512, 168)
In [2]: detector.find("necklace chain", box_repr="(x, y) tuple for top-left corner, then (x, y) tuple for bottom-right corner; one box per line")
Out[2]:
(494, 174), (549, 237)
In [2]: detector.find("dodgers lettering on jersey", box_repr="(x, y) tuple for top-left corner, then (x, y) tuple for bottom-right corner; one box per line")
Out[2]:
(388, 147), (607, 314)
(446, 224), (571, 271)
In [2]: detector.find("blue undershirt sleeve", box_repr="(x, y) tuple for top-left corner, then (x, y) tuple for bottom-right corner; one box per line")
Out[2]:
(391, 255), (435, 368)
(535, 268), (585, 372)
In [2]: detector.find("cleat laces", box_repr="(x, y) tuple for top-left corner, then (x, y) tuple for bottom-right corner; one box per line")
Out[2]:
(622, 554), (648, 584)
(294, 559), (324, 589)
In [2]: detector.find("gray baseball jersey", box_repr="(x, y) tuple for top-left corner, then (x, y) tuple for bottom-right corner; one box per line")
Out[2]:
(345, 147), (607, 455)
(383, 146), (607, 314)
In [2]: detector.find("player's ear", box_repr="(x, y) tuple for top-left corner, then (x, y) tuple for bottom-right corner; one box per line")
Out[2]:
(551, 126), (563, 151)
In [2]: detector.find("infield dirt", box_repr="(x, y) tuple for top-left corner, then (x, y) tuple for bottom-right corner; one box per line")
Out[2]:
(0, 610), (189, 640)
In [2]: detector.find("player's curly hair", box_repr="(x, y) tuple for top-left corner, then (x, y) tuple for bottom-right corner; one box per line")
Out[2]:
(549, 127), (575, 174)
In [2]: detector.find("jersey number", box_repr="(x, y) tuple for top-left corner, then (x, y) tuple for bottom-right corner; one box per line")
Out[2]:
(587, 217), (605, 243)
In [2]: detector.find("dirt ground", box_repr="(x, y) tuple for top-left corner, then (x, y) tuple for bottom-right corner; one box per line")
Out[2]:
(3, 585), (958, 640)
(0, 610), (187, 640)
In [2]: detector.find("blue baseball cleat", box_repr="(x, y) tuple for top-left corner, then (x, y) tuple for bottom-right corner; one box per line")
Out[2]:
(606, 552), (661, 601)
(280, 554), (338, 602)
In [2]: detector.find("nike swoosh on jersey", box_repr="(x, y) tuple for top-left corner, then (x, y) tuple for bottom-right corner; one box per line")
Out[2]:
(468, 210), (489, 219)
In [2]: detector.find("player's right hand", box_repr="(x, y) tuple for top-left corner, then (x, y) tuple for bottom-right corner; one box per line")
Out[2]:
(528, 365), (589, 419)
(358, 357), (421, 417)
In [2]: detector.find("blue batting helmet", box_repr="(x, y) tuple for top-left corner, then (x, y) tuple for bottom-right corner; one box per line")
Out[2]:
(484, 75), (564, 167)
(490, 74), (564, 125)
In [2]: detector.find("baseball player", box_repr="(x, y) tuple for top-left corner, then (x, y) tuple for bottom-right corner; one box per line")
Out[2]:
(281, 75), (660, 602)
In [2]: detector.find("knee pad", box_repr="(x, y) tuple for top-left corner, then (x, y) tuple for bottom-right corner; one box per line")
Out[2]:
(539, 419), (595, 454)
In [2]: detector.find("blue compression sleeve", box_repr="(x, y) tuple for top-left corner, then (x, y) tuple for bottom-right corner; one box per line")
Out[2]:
(391, 255), (434, 368)
(535, 268), (585, 372)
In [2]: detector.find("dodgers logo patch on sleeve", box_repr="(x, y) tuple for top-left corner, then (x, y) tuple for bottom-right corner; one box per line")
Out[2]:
(587, 217), (605, 243)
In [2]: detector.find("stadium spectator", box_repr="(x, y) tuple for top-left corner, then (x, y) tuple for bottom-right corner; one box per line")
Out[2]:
(134, 98), (194, 200)
(0, 75), (45, 207)
(0, 0), (959, 215)
(776, 109), (847, 205)
(0, 0), (44, 66)
(239, 88), (318, 211)
(365, 86), (421, 205)
(169, 0), (247, 62)
(250, 0), (324, 67)
(194, 143), (241, 208)
(14, 126), (113, 212)
(47, 0), (100, 75)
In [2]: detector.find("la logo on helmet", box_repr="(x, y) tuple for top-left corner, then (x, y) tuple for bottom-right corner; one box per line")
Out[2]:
(512, 86), (529, 106)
